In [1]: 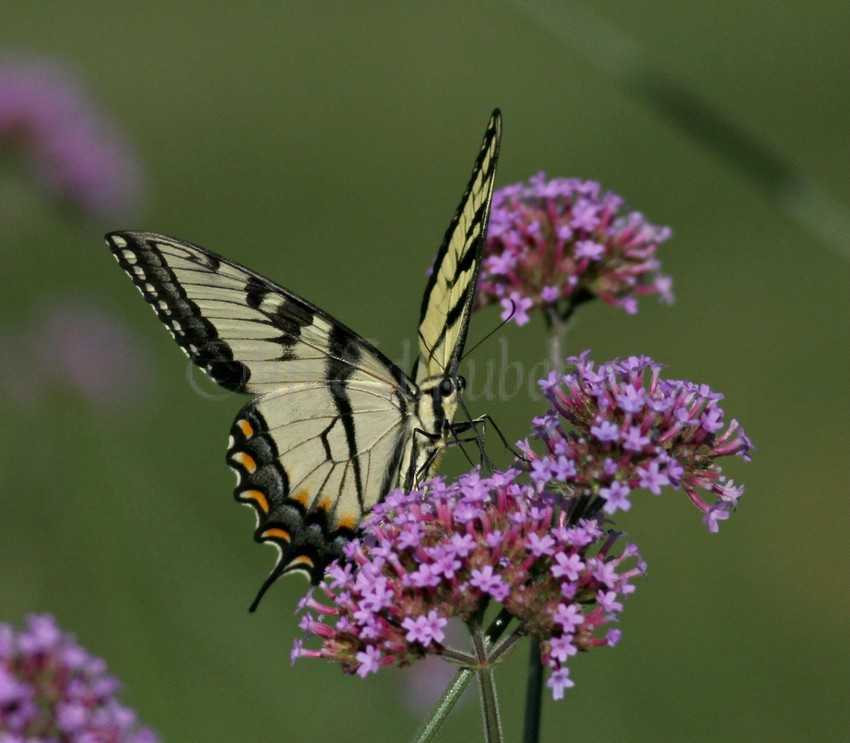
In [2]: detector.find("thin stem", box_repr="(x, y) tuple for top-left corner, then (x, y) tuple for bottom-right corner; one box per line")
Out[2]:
(411, 665), (476, 743)
(519, 302), (582, 743)
(488, 625), (527, 664)
(522, 638), (543, 743)
(513, 0), (850, 260)
(438, 646), (478, 667)
(546, 307), (566, 373)
(485, 607), (513, 644)
(472, 618), (503, 743)
(413, 610), (514, 743)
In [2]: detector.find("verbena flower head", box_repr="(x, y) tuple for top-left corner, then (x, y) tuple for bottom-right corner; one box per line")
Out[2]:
(0, 298), (152, 410)
(292, 469), (644, 699)
(476, 173), (673, 325)
(524, 352), (753, 531)
(0, 53), (142, 220)
(0, 613), (158, 741)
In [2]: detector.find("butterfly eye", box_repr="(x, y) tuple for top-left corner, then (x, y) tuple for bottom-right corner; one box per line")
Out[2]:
(439, 378), (455, 398)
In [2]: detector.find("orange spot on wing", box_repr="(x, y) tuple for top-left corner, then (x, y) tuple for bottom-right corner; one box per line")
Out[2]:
(335, 513), (358, 532)
(240, 489), (269, 514)
(261, 527), (290, 542)
(291, 490), (311, 508)
(237, 419), (254, 438)
(286, 554), (315, 571)
(232, 452), (257, 473)
(317, 495), (332, 512)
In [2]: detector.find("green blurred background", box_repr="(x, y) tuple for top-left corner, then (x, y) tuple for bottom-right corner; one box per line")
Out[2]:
(1, 2), (847, 741)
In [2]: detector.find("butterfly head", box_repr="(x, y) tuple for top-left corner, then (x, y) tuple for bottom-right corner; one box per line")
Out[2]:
(418, 372), (465, 439)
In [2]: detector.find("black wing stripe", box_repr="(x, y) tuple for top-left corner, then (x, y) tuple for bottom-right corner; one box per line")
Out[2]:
(326, 325), (365, 505)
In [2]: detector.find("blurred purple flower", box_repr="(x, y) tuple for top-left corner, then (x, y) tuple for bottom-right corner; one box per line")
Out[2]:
(0, 297), (151, 409)
(0, 52), (143, 220)
(292, 469), (644, 698)
(399, 620), (474, 714)
(520, 352), (753, 530)
(476, 173), (673, 325)
(401, 654), (464, 714)
(0, 614), (158, 741)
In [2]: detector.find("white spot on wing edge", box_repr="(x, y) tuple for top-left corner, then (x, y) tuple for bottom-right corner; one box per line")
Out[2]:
(110, 235), (128, 248)
(229, 461), (242, 486)
(236, 496), (263, 530)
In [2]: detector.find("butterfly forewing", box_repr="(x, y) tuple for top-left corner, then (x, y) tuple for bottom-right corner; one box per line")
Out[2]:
(108, 232), (409, 394)
(415, 110), (501, 383)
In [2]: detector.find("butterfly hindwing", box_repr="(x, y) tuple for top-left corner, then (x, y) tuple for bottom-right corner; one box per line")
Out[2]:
(229, 377), (409, 605)
(415, 109), (501, 383)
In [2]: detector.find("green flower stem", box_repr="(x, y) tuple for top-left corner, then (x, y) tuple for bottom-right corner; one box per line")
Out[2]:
(545, 307), (566, 373)
(485, 607), (514, 644)
(519, 317), (580, 742)
(411, 665), (477, 743)
(488, 625), (526, 664)
(472, 618), (503, 743)
(413, 610), (515, 742)
(522, 638), (543, 743)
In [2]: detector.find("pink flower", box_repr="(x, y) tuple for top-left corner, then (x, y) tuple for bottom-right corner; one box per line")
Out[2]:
(292, 469), (644, 698)
(0, 53), (143, 220)
(476, 174), (673, 325)
(0, 614), (158, 741)
(522, 352), (753, 528)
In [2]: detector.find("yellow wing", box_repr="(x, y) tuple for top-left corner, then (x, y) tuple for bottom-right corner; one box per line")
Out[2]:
(415, 109), (501, 383)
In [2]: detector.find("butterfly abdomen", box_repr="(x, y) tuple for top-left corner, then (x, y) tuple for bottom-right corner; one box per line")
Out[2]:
(394, 374), (463, 491)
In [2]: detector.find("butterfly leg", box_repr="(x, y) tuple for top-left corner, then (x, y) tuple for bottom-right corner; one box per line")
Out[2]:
(450, 412), (522, 472)
(404, 427), (444, 491)
(448, 415), (495, 473)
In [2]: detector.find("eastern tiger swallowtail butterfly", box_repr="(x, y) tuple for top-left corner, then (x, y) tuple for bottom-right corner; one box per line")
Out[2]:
(107, 110), (501, 609)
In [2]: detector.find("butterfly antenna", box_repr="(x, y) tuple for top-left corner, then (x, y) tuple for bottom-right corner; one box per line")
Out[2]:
(459, 298), (516, 365)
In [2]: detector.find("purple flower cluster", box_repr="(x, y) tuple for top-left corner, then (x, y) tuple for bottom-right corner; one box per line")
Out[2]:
(0, 298), (152, 410)
(523, 352), (753, 531)
(292, 470), (644, 699)
(0, 53), (142, 220)
(0, 614), (158, 742)
(476, 173), (673, 325)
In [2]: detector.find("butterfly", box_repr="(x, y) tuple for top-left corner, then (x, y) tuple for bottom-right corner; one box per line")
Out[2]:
(107, 110), (501, 609)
